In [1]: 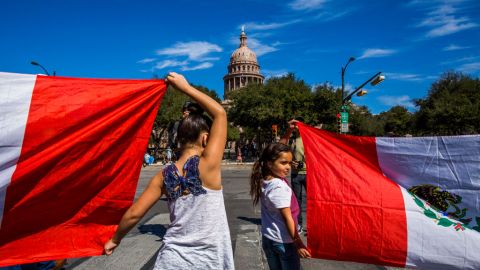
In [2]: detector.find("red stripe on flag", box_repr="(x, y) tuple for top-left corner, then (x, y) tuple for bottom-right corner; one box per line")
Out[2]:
(0, 75), (166, 266)
(298, 124), (407, 267)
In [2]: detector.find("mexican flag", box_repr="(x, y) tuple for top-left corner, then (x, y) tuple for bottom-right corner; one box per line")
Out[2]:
(298, 123), (480, 269)
(0, 72), (167, 266)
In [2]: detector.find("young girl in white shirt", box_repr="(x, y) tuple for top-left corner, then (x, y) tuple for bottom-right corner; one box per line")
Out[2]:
(250, 143), (311, 270)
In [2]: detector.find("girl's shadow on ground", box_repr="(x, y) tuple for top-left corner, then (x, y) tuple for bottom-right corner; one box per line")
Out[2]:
(237, 216), (261, 225)
(138, 224), (167, 239)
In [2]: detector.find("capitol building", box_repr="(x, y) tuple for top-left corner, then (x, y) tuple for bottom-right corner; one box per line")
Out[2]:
(223, 28), (264, 99)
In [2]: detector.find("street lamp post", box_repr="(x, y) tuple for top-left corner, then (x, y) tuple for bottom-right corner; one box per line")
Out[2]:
(341, 57), (356, 102)
(30, 61), (55, 76)
(339, 56), (385, 133)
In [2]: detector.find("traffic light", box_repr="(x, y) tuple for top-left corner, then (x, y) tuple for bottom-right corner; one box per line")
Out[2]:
(336, 113), (341, 133)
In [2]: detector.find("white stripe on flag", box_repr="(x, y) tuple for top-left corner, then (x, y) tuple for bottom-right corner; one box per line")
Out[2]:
(0, 72), (36, 227)
(400, 187), (480, 269)
(376, 136), (480, 232)
(376, 136), (480, 269)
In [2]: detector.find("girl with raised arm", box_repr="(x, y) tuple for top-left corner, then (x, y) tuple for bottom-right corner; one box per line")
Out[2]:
(104, 72), (233, 269)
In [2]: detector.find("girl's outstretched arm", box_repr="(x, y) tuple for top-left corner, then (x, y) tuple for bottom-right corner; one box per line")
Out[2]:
(104, 172), (165, 255)
(279, 208), (312, 258)
(166, 72), (227, 189)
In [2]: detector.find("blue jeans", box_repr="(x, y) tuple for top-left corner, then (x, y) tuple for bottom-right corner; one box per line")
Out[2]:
(291, 172), (306, 226)
(262, 236), (302, 270)
(0, 261), (55, 270)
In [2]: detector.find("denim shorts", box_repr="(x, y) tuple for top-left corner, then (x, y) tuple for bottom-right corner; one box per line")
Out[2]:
(262, 236), (302, 270)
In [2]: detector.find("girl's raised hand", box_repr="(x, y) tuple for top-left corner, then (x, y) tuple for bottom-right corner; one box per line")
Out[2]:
(166, 72), (191, 93)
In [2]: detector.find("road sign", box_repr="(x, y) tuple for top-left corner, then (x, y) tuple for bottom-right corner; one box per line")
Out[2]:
(340, 111), (349, 123)
(341, 123), (349, 133)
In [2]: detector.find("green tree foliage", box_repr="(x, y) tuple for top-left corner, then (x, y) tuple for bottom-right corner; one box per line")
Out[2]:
(310, 83), (342, 132)
(227, 124), (240, 142)
(227, 82), (264, 128)
(265, 73), (313, 124)
(192, 84), (221, 102)
(153, 71), (479, 143)
(414, 72), (480, 135)
(348, 105), (384, 136)
(378, 106), (414, 136)
(155, 84), (220, 129)
(151, 81), (220, 148)
(228, 73), (312, 132)
(155, 85), (189, 129)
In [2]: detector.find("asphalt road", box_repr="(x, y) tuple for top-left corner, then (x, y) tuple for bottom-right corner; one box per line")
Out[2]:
(65, 164), (260, 270)
(64, 164), (396, 270)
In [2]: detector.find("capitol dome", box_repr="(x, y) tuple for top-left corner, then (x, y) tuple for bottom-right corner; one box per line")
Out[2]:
(223, 28), (264, 99)
(230, 44), (258, 63)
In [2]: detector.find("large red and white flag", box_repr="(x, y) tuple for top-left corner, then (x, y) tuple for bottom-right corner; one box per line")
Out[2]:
(298, 123), (480, 269)
(0, 72), (167, 266)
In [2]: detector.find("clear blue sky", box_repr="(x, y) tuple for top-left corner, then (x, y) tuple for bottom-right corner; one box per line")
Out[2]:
(1, 0), (479, 113)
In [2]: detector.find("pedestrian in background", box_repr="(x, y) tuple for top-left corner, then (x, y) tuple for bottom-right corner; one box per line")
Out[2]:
(143, 152), (154, 167)
(236, 143), (243, 163)
(250, 143), (311, 270)
(165, 146), (172, 164)
(104, 72), (234, 269)
(280, 117), (307, 234)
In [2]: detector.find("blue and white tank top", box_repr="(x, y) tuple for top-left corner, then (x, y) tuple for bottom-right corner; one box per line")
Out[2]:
(153, 156), (234, 270)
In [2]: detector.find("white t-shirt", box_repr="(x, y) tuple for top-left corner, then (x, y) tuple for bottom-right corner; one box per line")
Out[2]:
(261, 178), (294, 243)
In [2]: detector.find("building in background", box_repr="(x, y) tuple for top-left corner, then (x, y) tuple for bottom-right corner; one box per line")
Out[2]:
(223, 27), (264, 100)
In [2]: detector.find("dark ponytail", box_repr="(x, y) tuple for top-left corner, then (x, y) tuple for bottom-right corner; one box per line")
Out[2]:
(250, 143), (292, 206)
(250, 161), (263, 206)
(177, 109), (212, 147)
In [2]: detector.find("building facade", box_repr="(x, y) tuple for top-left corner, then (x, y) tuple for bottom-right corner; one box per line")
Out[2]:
(223, 28), (264, 99)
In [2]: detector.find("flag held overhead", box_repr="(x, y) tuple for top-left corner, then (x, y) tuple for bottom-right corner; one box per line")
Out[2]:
(0, 72), (167, 267)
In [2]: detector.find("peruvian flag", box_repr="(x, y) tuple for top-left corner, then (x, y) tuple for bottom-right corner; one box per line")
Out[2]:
(298, 123), (480, 269)
(0, 72), (167, 266)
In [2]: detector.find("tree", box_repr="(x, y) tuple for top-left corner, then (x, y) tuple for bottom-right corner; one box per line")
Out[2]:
(152, 83), (221, 148)
(227, 82), (265, 128)
(192, 84), (221, 102)
(414, 72), (480, 135)
(154, 83), (220, 128)
(310, 83), (342, 132)
(227, 73), (312, 141)
(263, 73), (313, 124)
(348, 105), (384, 136)
(227, 124), (240, 142)
(378, 106), (414, 136)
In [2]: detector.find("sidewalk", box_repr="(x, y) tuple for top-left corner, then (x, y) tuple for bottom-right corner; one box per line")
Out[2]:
(149, 159), (256, 167)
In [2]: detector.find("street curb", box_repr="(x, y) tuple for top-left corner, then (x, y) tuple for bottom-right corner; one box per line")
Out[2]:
(148, 161), (255, 167)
